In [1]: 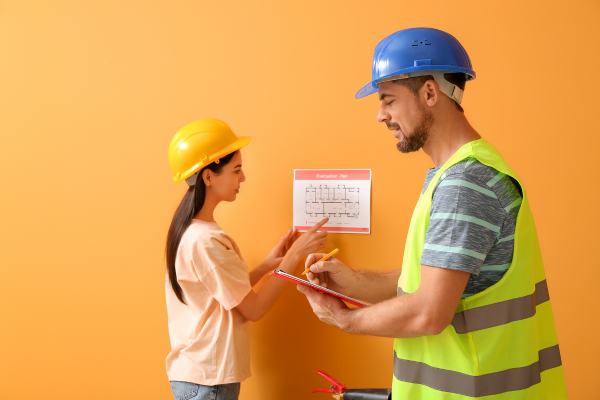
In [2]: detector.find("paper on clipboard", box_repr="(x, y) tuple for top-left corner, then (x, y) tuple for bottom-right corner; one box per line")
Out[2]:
(269, 270), (372, 308)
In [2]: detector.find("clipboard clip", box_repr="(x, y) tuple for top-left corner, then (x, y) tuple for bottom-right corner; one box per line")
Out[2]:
(312, 371), (347, 399)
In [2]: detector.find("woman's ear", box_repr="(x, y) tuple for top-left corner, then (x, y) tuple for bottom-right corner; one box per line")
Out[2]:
(202, 169), (212, 187)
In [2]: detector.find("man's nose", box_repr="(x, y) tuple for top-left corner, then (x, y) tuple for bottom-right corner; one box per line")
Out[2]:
(377, 105), (389, 123)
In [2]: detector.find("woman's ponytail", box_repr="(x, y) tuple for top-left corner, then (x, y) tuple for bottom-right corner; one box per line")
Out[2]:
(165, 151), (238, 304)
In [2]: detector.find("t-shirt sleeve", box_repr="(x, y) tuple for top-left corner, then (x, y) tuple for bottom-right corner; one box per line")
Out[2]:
(192, 235), (252, 311)
(420, 172), (507, 275)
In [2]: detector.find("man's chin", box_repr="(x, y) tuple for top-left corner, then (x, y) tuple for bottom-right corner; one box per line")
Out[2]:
(397, 140), (422, 154)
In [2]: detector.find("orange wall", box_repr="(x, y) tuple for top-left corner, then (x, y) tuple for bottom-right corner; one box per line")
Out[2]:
(1, 1), (598, 399)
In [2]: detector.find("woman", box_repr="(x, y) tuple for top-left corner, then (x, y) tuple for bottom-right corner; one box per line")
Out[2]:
(165, 118), (328, 400)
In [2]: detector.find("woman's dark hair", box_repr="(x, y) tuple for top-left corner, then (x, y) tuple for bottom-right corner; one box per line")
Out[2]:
(166, 151), (238, 304)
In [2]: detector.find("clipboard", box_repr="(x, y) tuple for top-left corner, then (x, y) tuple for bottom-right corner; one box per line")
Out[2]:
(269, 269), (372, 308)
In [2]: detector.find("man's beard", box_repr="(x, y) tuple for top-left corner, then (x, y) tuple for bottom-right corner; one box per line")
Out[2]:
(388, 103), (434, 153)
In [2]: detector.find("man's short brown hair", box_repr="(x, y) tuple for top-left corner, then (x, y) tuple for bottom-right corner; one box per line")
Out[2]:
(393, 73), (467, 112)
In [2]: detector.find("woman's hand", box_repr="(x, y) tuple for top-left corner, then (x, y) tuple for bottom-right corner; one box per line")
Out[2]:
(250, 228), (297, 286)
(260, 228), (297, 271)
(239, 220), (329, 320)
(287, 218), (329, 262)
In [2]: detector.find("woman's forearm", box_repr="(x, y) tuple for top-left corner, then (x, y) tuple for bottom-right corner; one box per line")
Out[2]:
(237, 252), (302, 321)
(249, 263), (271, 286)
(252, 251), (302, 316)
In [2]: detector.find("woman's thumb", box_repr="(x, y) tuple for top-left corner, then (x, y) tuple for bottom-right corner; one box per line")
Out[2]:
(279, 229), (293, 244)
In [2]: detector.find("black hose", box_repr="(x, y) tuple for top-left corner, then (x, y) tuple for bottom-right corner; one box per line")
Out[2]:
(343, 389), (392, 400)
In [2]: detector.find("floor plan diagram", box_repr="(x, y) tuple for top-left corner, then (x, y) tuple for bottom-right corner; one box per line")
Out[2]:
(293, 169), (371, 234)
(305, 184), (359, 218)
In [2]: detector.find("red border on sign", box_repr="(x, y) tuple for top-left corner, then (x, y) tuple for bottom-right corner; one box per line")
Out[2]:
(294, 226), (370, 233)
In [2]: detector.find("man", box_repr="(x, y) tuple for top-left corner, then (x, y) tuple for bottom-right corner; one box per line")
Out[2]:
(297, 28), (567, 399)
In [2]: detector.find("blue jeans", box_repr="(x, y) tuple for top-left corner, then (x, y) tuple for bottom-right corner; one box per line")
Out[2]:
(171, 381), (240, 400)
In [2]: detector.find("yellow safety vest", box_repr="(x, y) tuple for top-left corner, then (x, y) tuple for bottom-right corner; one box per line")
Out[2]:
(393, 139), (567, 399)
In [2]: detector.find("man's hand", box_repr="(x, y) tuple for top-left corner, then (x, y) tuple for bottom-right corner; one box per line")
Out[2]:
(305, 254), (400, 303)
(304, 253), (356, 296)
(296, 284), (350, 329)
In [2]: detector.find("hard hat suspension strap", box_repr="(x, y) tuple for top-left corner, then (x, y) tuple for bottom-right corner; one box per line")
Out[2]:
(186, 172), (199, 186)
(428, 71), (463, 104)
(376, 71), (464, 105)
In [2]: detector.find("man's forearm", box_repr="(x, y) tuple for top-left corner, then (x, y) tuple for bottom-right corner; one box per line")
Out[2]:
(300, 265), (469, 339)
(349, 268), (401, 303)
(335, 294), (440, 338)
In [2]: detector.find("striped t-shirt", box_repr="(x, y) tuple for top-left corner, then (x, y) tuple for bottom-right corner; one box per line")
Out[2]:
(420, 157), (523, 298)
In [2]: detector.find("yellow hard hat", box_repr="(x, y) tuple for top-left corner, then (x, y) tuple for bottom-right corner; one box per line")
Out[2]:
(168, 118), (251, 183)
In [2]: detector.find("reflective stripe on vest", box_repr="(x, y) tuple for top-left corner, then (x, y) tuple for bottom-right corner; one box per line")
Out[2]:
(393, 345), (562, 397)
(393, 139), (567, 400)
(399, 280), (551, 333)
(451, 279), (549, 334)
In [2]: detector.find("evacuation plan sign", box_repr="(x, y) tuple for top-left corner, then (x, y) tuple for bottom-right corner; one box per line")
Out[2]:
(293, 169), (371, 234)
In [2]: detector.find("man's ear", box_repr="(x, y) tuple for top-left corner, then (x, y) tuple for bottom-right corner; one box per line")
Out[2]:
(423, 80), (439, 107)
(202, 169), (212, 187)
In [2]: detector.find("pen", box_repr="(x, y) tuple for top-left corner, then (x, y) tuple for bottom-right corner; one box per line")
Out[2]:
(301, 248), (339, 275)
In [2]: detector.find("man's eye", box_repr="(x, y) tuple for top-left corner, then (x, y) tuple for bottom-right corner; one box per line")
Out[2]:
(387, 100), (395, 106)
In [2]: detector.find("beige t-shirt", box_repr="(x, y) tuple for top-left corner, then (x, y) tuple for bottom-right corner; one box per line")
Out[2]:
(165, 219), (253, 385)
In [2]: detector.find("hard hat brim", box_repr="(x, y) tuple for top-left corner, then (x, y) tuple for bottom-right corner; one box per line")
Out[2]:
(173, 136), (251, 183)
(355, 81), (378, 99)
(212, 136), (251, 164)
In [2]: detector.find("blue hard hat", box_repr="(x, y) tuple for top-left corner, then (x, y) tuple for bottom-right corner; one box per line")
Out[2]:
(355, 28), (476, 99)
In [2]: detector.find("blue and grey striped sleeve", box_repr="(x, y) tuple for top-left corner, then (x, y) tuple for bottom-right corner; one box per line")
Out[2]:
(420, 160), (517, 276)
